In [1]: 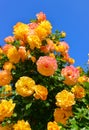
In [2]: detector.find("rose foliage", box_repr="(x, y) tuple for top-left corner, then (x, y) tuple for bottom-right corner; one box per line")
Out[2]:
(0, 12), (89, 130)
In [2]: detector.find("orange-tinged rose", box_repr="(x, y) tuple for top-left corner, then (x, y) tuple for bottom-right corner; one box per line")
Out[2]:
(71, 85), (85, 98)
(40, 45), (50, 53)
(46, 39), (55, 51)
(36, 12), (46, 22)
(3, 61), (15, 71)
(61, 65), (80, 86)
(0, 124), (13, 130)
(0, 70), (12, 86)
(28, 22), (38, 30)
(54, 108), (73, 125)
(40, 39), (55, 53)
(2, 44), (13, 55)
(33, 85), (48, 100)
(36, 56), (58, 76)
(19, 40), (25, 46)
(4, 36), (15, 43)
(62, 53), (69, 61)
(18, 46), (27, 61)
(55, 41), (69, 54)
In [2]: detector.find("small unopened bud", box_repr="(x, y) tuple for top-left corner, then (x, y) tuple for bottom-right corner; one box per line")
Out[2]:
(68, 57), (75, 64)
(61, 31), (66, 38)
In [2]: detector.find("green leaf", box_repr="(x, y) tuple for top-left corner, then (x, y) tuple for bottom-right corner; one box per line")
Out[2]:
(12, 40), (20, 48)
(26, 103), (32, 110)
(83, 82), (89, 89)
(1, 122), (7, 127)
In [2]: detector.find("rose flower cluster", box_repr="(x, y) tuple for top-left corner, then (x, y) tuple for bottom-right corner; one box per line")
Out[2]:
(0, 12), (89, 130)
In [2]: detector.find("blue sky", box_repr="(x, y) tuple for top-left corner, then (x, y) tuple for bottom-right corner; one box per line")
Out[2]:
(0, 0), (89, 69)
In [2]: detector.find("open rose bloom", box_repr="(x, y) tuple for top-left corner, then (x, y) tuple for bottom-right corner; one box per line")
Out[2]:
(0, 12), (89, 130)
(61, 65), (80, 85)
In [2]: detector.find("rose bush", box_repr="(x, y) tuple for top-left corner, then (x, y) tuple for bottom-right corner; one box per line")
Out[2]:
(0, 12), (89, 130)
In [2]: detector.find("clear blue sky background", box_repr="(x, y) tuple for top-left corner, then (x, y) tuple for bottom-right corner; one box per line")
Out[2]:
(0, 0), (89, 69)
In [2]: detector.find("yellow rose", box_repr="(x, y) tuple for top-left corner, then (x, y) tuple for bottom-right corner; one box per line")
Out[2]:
(47, 121), (61, 130)
(55, 90), (75, 108)
(13, 120), (32, 130)
(15, 76), (35, 97)
(35, 20), (52, 40)
(0, 99), (15, 121)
